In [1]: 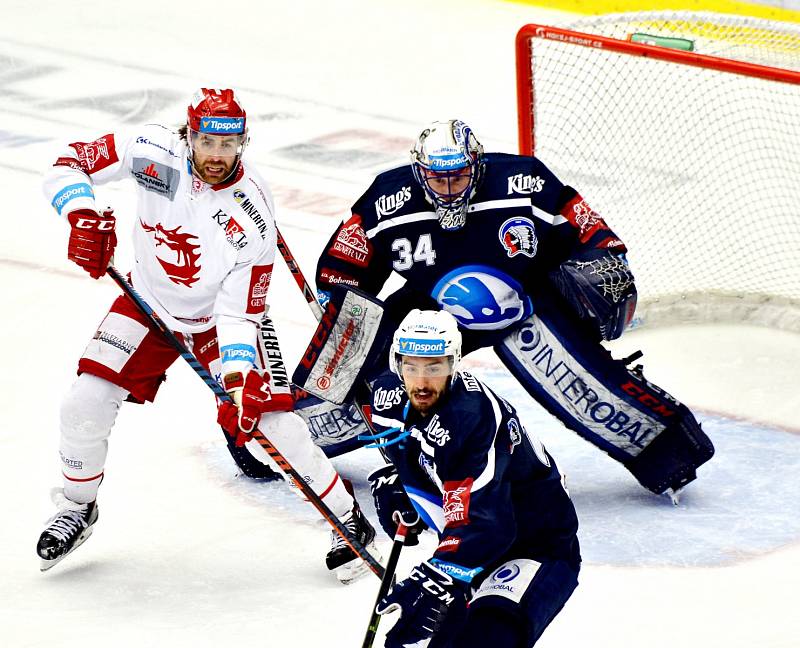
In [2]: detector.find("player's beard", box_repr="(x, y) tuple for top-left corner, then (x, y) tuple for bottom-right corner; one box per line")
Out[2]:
(409, 384), (446, 415)
(195, 156), (236, 184)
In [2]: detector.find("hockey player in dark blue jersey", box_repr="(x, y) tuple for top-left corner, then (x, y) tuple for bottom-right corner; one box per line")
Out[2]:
(367, 309), (580, 648)
(293, 119), (713, 496)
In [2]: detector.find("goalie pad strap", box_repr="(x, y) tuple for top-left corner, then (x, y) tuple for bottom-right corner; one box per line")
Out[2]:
(292, 286), (385, 405)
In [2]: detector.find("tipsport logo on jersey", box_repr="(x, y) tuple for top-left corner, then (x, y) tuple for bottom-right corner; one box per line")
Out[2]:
(432, 265), (533, 330)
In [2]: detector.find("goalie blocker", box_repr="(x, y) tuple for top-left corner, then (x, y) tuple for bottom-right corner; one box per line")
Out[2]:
(292, 287), (389, 456)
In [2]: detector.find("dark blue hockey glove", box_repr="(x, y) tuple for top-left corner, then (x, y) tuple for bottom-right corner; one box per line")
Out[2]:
(550, 248), (637, 341)
(368, 464), (427, 546)
(376, 561), (463, 648)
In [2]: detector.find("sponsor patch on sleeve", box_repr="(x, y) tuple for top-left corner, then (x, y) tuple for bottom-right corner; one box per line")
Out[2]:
(328, 214), (372, 268)
(436, 535), (461, 553)
(560, 194), (608, 244)
(51, 182), (94, 215)
(319, 267), (359, 288)
(442, 478), (473, 528)
(220, 344), (257, 366)
(68, 134), (119, 174)
(246, 264), (272, 314)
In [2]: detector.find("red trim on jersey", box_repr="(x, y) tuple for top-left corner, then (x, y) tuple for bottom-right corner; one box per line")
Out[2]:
(54, 157), (86, 173)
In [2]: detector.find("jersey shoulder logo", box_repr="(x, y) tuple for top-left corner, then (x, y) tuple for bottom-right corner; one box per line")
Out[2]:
(499, 217), (538, 258)
(330, 214), (372, 267)
(69, 134), (119, 174)
(431, 265), (533, 330)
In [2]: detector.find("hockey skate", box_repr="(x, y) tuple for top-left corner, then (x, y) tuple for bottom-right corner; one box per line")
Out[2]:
(326, 500), (381, 585)
(37, 488), (99, 571)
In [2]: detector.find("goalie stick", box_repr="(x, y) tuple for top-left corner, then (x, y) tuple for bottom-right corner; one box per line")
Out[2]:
(105, 265), (385, 580)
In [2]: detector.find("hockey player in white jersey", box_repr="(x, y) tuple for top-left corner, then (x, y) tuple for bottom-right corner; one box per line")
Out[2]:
(37, 88), (376, 582)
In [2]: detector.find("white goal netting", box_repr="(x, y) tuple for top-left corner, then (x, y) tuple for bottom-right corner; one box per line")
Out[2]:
(518, 12), (800, 330)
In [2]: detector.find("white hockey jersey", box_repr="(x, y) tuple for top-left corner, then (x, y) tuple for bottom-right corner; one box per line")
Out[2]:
(42, 123), (278, 377)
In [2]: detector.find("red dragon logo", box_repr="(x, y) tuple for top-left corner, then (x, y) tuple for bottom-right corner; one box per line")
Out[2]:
(139, 219), (202, 286)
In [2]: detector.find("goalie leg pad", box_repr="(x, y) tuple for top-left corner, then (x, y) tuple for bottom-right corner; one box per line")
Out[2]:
(624, 405), (714, 494)
(495, 291), (714, 494)
(293, 391), (370, 457)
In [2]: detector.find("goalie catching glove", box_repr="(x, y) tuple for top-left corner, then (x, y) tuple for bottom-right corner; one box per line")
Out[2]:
(549, 248), (637, 341)
(217, 371), (294, 446)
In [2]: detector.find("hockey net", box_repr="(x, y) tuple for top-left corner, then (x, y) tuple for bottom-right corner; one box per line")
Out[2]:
(516, 12), (800, 331)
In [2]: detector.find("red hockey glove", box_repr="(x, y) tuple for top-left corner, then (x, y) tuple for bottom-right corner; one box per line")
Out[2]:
(217, 371), (294, 446)
(67, 208), (117, 279)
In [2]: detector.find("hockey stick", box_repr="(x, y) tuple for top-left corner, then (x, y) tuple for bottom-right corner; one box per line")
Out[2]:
(276, 229), (324, 320)
(105, 265), (384, 580)
(361, 522), (409, 648)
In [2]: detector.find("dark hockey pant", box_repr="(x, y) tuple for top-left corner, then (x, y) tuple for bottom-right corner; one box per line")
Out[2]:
(431, 556), (580, 648)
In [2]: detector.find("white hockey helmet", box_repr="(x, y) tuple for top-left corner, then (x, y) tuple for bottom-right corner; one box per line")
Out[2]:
(390, 309), (462, 380)
(411, 120), (485, 231)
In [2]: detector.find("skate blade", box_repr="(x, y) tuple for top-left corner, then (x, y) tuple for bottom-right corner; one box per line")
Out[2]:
(39, 526), (95, 572)
(334, 544), (383, 585)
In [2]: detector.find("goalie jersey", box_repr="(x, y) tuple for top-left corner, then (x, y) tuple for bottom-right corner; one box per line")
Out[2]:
(371, 370), (580, 580)
(316, 153), (627, 334)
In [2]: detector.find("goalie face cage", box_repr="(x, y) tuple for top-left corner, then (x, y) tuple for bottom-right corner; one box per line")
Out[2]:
(516, 13), (800, 332)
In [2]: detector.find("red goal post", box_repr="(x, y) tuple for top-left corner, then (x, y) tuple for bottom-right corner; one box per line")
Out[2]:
(515, 14), (800, 331)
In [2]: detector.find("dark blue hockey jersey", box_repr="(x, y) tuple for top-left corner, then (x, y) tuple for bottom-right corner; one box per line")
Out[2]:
(370, 370), (580, 584)
(316, 153), (626, 334)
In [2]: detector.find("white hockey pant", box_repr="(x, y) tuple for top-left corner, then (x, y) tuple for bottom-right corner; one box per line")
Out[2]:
(59, 373), (128, 504)
(244, 411), (354, 518)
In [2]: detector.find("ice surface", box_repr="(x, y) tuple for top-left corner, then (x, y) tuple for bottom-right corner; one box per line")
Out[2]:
(1, 1), (798, 647)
